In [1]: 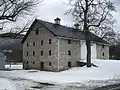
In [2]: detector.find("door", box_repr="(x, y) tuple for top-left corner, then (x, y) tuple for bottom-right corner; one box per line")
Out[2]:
(68, 62), (71, 68)
(40, 62), (44, 70)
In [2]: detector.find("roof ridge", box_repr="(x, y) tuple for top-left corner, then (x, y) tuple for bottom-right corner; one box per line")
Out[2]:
(36, 19), (83, 32)
(22, 19), (109, 45)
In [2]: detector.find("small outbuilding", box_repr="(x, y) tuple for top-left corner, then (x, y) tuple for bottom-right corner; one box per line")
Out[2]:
(0, 52), (6, 70)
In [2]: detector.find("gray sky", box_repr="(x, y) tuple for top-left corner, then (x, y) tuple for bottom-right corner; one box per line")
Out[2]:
(35, 0), (72, 26)
(2, 0), (120, 33)
(35, 0), (120, 31)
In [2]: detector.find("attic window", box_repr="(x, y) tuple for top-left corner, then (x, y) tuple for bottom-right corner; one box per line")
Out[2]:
(35, 30), (39, 35)
(49, 39), (51, 44)
(68, 40), (71, 44)
(102, 45), (104, 48)
(27, 43), (29, 47)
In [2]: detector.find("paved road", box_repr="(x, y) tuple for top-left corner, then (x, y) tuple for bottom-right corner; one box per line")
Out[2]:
(92, 83), (120, 90)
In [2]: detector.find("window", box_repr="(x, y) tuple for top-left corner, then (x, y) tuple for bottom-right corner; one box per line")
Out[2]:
(68, 50), (71, 56)
(49, 62), (52, 66)
(26, 52), (28, 56)
(41, 40), (43, 45)
(102, 45), (104, 48)
(49, 39), (51, 44)
(27, 61), (29, 64)
(102, 52), (104, 56)
(33, 61), (35, 64)
(49, 50), (51, 56)
(35, 30), (39, 35)
(33, 42), (35, 46)
(40, 62), (44, 69)
(68, 40), (71, 44)
(27, 43), (29, 47)
(68, 62), (71, 67)
(41, 51), (43, 56)
(33, 51), (35, 56)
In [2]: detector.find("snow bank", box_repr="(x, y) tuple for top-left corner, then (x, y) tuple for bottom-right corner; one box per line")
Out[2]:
(23, 59), (120, 87)
(1, 59), (120, 88)
(22, 60), (120, 83)
(0, 78), (16, 90)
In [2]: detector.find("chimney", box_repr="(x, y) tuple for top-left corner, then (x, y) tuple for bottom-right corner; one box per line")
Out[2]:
(54, 17), (61, 25)
(74, 23), (79, 29)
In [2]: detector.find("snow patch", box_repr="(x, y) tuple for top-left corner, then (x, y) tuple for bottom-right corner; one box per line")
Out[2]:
(0, 78), (16, 90)
(0, 59), (120, 89)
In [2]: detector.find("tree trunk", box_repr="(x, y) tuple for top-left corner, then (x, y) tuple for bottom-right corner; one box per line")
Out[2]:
(85, 32), (91, 67)
(84, 0), (91, 67)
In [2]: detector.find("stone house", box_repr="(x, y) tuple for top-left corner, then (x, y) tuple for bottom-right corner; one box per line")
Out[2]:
(22, 17), (109, 71)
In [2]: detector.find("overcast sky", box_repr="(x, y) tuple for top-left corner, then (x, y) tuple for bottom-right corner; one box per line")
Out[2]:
(2, 0), (120, 33)
(35, 0), (120, 31)
(35, 0), (72, 26)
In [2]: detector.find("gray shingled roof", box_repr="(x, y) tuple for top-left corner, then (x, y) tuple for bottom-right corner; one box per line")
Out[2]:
(22, 19), (109, 44)
(36, 19), (109, 44)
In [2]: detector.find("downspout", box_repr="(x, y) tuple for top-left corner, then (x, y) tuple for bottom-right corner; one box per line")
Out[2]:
(57, 38), (60, 72)
(79, 40), (81, 60)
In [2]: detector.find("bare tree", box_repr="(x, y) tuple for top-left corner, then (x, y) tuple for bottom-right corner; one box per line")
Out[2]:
(67, 0), (115, 67)
(0, 0), (42, 27)
(14, 17), (35, 35)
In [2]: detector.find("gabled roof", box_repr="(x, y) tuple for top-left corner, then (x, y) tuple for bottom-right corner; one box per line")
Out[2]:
(22, 19), (109, 44)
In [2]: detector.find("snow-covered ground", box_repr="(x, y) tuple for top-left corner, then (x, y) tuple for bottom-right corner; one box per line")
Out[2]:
(0, 78), (16, 90)
(0, 59), (120, 90)
(5, 63), (23, 69)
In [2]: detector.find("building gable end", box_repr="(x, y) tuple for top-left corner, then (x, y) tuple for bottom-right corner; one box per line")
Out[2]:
(21, 19), (56, 44)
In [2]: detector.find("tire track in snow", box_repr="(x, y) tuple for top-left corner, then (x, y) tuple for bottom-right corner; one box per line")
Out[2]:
(0, 76), (42, 90)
